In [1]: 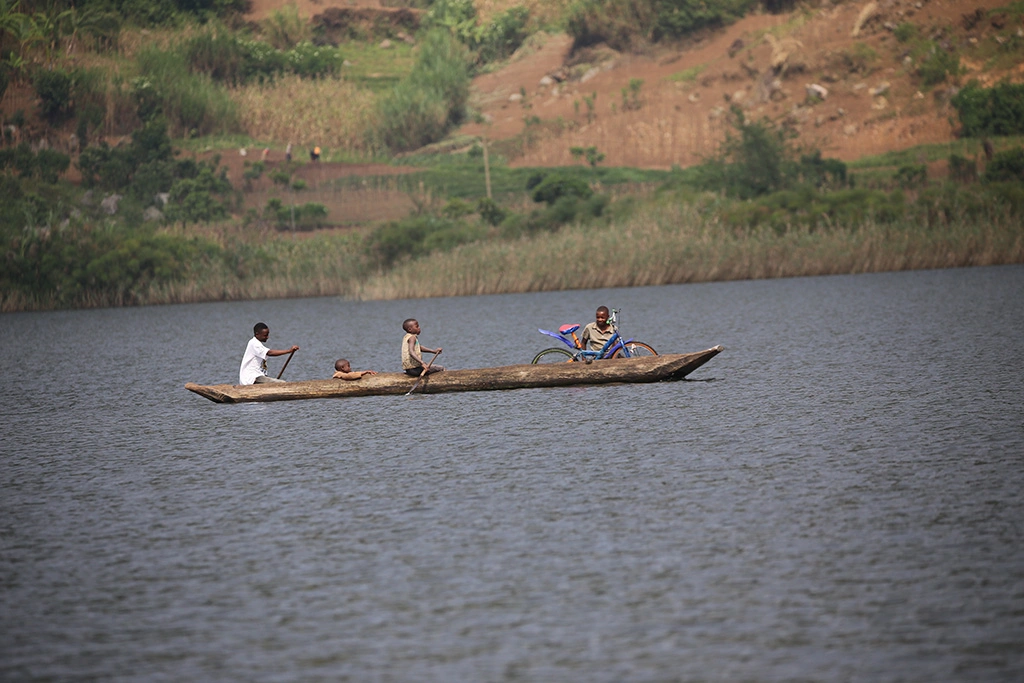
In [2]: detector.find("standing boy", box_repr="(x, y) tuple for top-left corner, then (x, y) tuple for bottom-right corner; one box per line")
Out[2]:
(401, 319), (444, 376)
(239, 322), (299, 385)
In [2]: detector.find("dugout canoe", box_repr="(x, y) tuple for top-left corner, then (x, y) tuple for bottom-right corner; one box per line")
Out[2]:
(184, 346), (723, 404)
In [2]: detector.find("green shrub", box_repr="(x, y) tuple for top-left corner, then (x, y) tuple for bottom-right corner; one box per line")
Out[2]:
(365, 213), (482, 265)
(983, 147), (1024, 183)
(33, 69), (74, 124)
(165, 166), (233, 225)
(270, 202), (330, 231)
(893, 22), (917, 43)
(948, 154), (977, 183)
(371, 30), (470, 152)
(952, 81), (1024, 137)
(530, 173), (593, 205)
(135, 45), (241, 136)
(475, 6), (530, 64)
(34, 149), (71, 184)
(918, 46), (961, 87)
(477, 196), (506, 226)
(0, 144), (69, 183)
(895, 164), (927, 188)
(567, 0), (755, 50)
(714, 109), (796, 198)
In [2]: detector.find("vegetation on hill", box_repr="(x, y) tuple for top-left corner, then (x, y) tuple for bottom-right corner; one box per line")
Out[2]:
(1, 0), (1023, 311)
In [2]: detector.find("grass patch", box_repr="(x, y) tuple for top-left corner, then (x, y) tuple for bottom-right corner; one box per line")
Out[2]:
(339, 41), (417, 91)
(666, 64), (705, 83)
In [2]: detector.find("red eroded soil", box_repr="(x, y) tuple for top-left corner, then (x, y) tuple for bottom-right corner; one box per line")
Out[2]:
(223, 0), (1024, 224)
(243, 0), (1022, 176)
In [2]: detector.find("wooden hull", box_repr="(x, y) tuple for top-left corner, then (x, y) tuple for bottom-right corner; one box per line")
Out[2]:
(185, 346), (723, 404)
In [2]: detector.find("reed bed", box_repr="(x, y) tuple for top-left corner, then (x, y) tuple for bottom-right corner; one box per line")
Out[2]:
(230, 75), (377, 154)
(350, 203), (1024, 300)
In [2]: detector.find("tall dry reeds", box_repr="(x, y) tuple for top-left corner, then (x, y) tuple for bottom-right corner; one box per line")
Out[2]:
(231, 75), (377, 155)
(350, 202), (1024, 300)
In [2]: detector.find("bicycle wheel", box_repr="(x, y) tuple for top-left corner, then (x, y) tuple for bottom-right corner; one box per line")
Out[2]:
(611, 341), (658, 359)
(531, 347), (576, 364)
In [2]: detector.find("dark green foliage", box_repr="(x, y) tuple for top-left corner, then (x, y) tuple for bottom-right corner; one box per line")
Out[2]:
(181, 29), (344, 84)
(718, 187), (906, 231)
(893, 22), (917, 43)
(76, 118), (174, 191)
(76, 119), (232, 216)
(983, 147), (1024, 182)
(917, 46), (961, 87)
(34, 149), (71, 183)
(529, 173), (593, 205)
(567, 0), (756, 51)
(263, 200), (330, 230)
(952, 81), (1024, 137)
(32, 68), (74, 124)
(895, 164), (927, 188)
(423, 0), (529, 65)
(365, 213), (485, 265)
(81, 0), (248, 27)
(798, 150), (848, 188)
(476, 197), (506, 226)
(1, 220), (223, 307)
(948, 154), (977, 183)
(701, 108), (795, 199)
(687, 109), (848, 199)
(0, 144), (70, 183)
(475, 6), (530, 64)
(165, 165), (233, 225)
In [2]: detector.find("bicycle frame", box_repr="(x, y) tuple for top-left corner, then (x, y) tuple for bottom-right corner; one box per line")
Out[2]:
(536, 310), (642, 361)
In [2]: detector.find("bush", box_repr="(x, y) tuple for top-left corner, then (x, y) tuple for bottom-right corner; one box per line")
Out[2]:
(365, 213), (483, 265)
(135, 46), (241, 136)
(952, 81), (1024, 137)
(371, 30), (470, 153)
(714, 108), (796, 198)
(530, 173), (593, 205)
(0, 144), (69, 183)
(895, 164), (927, 188)
(918, 46), (961, 87)
(983, 147), (1024, 183)
(1, 222), (222, 307)
(33, 69), (74, 124)
(948, 154), (977, 184)
(166, 166), (233, 225)
(567, 0), (755, 51)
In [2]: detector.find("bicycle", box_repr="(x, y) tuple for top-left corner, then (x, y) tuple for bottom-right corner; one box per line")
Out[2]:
(531, 309), (658, 363)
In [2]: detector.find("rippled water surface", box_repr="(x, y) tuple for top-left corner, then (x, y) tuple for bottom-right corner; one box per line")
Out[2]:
(2, 266), (1023, 681)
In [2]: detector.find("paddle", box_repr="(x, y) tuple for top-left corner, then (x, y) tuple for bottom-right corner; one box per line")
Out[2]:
(405, 350), (441, 397)
(276, 349), (296, 379)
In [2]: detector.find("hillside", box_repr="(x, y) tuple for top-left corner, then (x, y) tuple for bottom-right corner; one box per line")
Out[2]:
(231, 0), (1024, 175)
(454, 0), (1022, 169)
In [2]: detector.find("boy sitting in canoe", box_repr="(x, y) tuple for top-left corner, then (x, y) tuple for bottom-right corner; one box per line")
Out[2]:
(332, 359), (377, 380)
(239, 322), (299, 385)
(581, 306), (614, 353)
(402, 318), (444, 376)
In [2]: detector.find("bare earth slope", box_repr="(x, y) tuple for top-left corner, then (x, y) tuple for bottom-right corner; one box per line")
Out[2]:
(248, 0), (1021, 170)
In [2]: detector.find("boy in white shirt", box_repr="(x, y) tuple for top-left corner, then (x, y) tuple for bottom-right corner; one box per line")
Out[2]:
(239, 322), (299, 385)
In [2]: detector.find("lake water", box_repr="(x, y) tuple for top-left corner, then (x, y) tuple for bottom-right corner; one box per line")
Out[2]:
(2, 265), (1023, 681)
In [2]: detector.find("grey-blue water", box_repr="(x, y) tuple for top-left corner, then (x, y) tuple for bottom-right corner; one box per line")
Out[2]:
(2, 265), (1023, 681)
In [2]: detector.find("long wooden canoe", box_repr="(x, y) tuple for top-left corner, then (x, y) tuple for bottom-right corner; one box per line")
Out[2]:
(185, 346), (723, 404)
